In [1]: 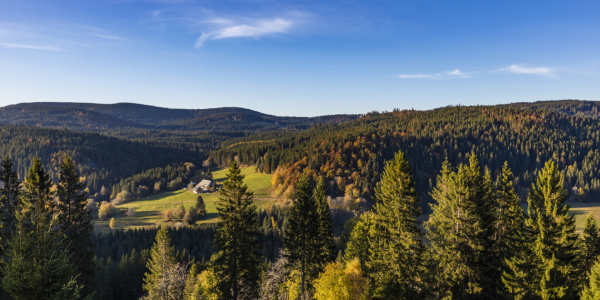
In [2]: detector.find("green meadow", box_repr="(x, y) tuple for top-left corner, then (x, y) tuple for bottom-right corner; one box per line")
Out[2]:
(93, 165), (276, 232)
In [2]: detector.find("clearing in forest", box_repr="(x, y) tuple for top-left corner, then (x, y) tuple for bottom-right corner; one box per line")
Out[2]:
(93, 165), (276, 232)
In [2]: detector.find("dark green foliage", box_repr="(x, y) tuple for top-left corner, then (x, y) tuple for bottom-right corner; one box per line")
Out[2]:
(426, 155), (498, 299)
(0, 102), (358, 132)
(213, 161), (262, 300)
(1, 213), (86, 300)
(366, 150), (424, 299)
(313, 177), (335, 268)
(213, 104), (600, 208)
(56, 155), (96, 296)
(503, 161), (581, 299)
(2, 159), (87, 300)
(582, 214), (600, 278)
(196, 195), (207, 219)
(21, 157), (54, 225)
(494, 162), (527, 297)
(284, 173), (320, 294)
(0, 123), (203, 197)
(505, 100), (600, 119)
(0, 156), (20, 244)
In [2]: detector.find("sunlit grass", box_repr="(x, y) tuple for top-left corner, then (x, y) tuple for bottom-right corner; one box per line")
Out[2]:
(93, 165), (276, 232)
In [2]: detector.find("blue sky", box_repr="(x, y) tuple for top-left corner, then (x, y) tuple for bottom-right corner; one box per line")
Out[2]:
(0, 0), (599, 116)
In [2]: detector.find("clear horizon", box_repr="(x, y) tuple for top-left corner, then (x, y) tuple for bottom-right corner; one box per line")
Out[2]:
(1, 0), (599, 116)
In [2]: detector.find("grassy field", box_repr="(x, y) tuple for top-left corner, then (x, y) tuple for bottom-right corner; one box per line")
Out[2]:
(94, 165), (276, 232)
(567, 202), (600, 231)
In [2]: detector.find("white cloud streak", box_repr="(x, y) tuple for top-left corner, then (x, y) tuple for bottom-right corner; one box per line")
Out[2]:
(0, 42), (62, 51)
(92, 33), (130, 41)
(397, 69), (471, 79)
(495, 65), (556, 78)
(195, 18), (293, 48)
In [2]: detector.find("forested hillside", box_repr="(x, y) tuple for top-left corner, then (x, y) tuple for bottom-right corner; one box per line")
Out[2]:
(507, 99), (600, 119)
(0, 123), (203, 195)
(211, 105), (600, 210)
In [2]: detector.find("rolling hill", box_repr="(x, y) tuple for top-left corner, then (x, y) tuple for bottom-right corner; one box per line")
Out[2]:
(211, 102), (600, 211)
(0, 102), (359, 132)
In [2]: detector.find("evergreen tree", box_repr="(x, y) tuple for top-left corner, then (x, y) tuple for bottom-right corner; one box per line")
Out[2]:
(582, 258), (600, 300)
(0, 156), (20, 239)
(582, 214), (600, 278)
(196, 195), (206, 218)
(284, 173), (320, 296)
(21, 156), (54, 223)
(1, 211), (86, 300)
(55, 155), (96, 297)
(494, 162), (526, 296)
(344, 212), (374, 270)
(503, 160), (580, 299)
(426, 155), (498, 299)
(212, 161), (261, 300)
(2, 160), (86, 300)
(143, 226), (177, 299)
(313, 177), (335, 268)
(366, 150), (424, 299)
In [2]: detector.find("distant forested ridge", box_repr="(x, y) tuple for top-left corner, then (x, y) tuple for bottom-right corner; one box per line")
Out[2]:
(0, 123), (203, 195)
(0, 102), (359, 132)
(211, 104), (600, 209)
(506, 99), (600, 119)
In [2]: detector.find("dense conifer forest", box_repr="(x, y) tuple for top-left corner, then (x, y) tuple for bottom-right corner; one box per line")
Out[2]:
(212, 104), (600, 211)
(3, 100), (600, 299)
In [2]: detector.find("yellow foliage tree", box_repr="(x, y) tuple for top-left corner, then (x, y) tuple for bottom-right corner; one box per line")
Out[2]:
(109, 217), (117, 230)
(313, 259), (370, 300)
(191, 269), (220, 300)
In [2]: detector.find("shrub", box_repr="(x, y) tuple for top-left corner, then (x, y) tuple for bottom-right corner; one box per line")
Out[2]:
(109, 218), (117, 230)
(164, 209), (173, 222)
(126, 208), (136, 217)
(98, 201), (115, 220)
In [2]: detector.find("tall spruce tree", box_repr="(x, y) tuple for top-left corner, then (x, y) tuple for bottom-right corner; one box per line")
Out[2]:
(56, 155), (96, 296)
(582, 214), (600, 279)
(142, 226), (177, 298)
(2, 159), (86, 300)
(212, 161), (261, 300)
(494, 162), (526, 296)
(2, 210), (86, 300)
(582, 258), (600, 300)
(503, 160), (580, 299)
(21, 157), (54, 223)
(365, 150), (425, 299)
(426, 154), (498, 299)
(0, 156), (20, 239)
(313, 177), (335, 268)
(284, 173), (320, 296)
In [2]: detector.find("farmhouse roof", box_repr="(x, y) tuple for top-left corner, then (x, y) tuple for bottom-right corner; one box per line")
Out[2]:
(196, 179), (213, 189)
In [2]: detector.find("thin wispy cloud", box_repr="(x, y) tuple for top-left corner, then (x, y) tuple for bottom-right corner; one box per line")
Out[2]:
(493, 65), (557, 78)
(0, 42), (62, 51)
(91, 33), (132, 41)
(397, 69), (471, 79)
(195, 18), (293, 48)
